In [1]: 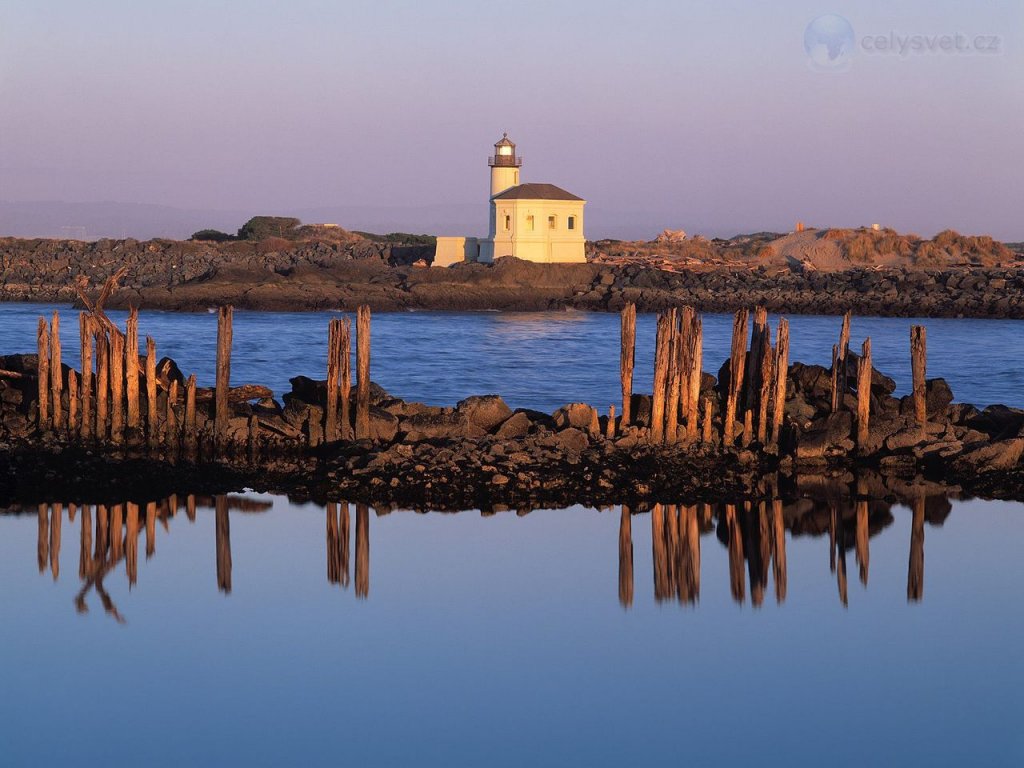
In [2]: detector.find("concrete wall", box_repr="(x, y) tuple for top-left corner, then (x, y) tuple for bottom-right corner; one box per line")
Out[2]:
(433, 236), (479, 267)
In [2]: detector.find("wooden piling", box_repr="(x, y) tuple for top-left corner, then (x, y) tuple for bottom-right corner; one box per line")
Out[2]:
(856, 338), (872, 448)
(756, 323), (773, 444)
(50, 312), (62, 430)
(685, 314), (702, 442)
(325, 318), (341, 442)
(340, 317), (352, 440)
(745, 306), (768, 417)
(724, 309), (748, 445)
(911, 325), (927, 429)
(651, 311), (672, 443)
(664, 310), (681, 443)
(620, 303), (636, 427)
(145, 336), (158, 446)
(79, 313), (93, 440)
(97, 327), (112, 440)
(771, 498), (787, 603)
(355, 305), (371, 440)
(166, 380), (179, 445)
(831, 311), (851, 412)
(215, 306), (233, 449)
(67, 371), (78, 434)
(109, 330), (124, 443)
(125, 307), (140, 431)
(125, 502), (139, 586)
(770, 318), (790, 446)
(36, 317), (50, 429)
(605, 405), (616, 440)
(184, 374), (197, 446)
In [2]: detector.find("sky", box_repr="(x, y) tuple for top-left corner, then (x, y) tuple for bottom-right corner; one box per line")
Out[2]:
(0, 0), (1021, 240)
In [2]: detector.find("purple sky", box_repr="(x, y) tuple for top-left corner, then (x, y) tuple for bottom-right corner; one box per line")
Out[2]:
(1, 0), (1021, 240)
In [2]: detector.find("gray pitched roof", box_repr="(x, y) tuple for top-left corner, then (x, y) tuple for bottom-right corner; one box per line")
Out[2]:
(491, 183), (584, 201)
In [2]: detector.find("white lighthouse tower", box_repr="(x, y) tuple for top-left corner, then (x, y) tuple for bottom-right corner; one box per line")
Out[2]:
(488, 133), (522, 196)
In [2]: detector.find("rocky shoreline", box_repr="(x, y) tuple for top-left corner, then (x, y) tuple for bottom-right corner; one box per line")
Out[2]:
(3, 235), (1024, 318)
(5, 340), (1024, 510)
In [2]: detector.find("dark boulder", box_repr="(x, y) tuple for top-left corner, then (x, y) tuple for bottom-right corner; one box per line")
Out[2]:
(456, 395), (512, 432)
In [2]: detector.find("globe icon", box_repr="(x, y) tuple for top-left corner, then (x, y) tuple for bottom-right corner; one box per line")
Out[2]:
(804, 15), (855, 71)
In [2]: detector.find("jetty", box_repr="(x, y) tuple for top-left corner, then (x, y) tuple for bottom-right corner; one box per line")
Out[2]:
(3, 276), (1024, 509)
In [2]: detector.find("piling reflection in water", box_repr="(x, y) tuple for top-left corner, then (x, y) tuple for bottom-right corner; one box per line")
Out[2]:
(8, 484), (955, 615)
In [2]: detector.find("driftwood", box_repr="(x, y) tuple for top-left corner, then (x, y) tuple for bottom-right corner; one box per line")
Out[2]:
(194, 384), (273, 403)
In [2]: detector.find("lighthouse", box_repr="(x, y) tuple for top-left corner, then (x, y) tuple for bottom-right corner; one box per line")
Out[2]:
(488, 133), (521, 196)
(434, 133), (587, 266)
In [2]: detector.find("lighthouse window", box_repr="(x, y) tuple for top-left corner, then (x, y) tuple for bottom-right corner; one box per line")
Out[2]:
(548, 215), (557, 230)
(526, 215), (535, 231)
(504, 214), (511, 231)
(567, 216), (576, 230)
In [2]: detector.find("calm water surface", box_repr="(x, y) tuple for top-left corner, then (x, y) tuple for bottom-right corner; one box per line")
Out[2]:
(1, 303), (1023, 410)
(0, 493), (1021, 766)
(2, 304), (1023, 764)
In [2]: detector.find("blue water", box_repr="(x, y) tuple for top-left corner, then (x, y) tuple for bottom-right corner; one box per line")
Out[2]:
(2, 303), (1024, 765)
(2, 303), (1023, 411)
(0, 494), (1021, 766)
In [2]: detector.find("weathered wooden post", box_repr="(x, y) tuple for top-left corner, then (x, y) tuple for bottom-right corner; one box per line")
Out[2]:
(620, 304), (637, 429)
(831, 311), (851, 412)
(770, 318), (790, 446)
(50, 311), (63, 430)
(79, 505), (93, 580)
(745, 306), (768, 418)
(325, 318), (341, 442)
(67, 372), (78, 435)
(756, 323), (774, 444)
(355, 305), (371, 440)
(95, 327), (109, 441)
(36, 317), (50, 429)
(605, 405), (616, 440)
(145, 336), (158, 446)
(125, 307), (140, 432)
(856, 338), (872, 448)
(37, 504), (48, 573)
(340, 317), (352, 440)
(724, 309), (748, 445)
(79, 313), (93, 440)
(665, 311), (682, 443)
(651, 311), (672, 443)
(184, 374), (197, 447)
(618, 506), (633, 608)
(911, 325), (927, 429)
(855, 497), (870, 586)
(215, 306), (233, 450)
(109, 330), (124, 443)
(725, 504), (745, 603)
(685, 313), (702, 442)
(166, 380), (179, 446)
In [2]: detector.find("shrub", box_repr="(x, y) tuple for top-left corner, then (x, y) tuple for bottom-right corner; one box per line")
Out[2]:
(237, 216), (302, 241)
(190, 229), (235, 242)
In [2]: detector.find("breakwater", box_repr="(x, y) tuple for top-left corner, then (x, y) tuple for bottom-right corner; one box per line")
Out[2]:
(4, 286), (1024, 508)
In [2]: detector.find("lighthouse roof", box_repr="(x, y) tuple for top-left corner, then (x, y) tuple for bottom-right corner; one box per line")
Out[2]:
(491, 183), (584, 201)
(495, 132), (515, 148)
